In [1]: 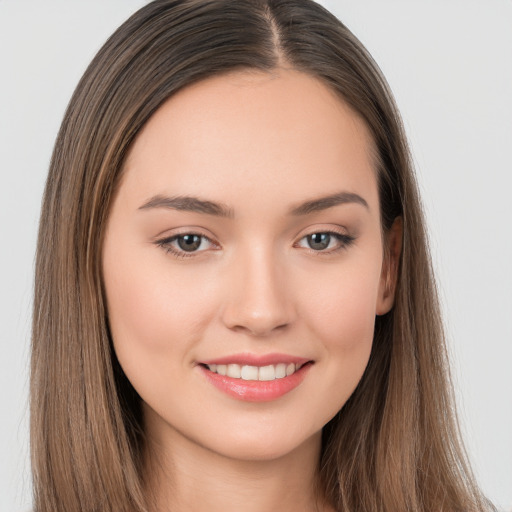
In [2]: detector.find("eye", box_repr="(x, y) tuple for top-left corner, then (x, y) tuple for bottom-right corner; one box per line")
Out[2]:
(296, 231), (355, 252)
(156, 233), (217, 257)
(175, 234), (204, 252)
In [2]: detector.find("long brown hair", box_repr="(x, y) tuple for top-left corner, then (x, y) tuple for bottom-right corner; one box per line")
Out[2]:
(31, 1), (493, 511)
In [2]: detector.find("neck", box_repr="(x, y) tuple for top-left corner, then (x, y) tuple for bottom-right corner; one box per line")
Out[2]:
(143, 429), (331, 512)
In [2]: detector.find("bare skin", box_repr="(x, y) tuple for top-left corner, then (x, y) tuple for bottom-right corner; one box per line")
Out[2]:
(144, 427), (326, 512)
(103, 68), (401, 512)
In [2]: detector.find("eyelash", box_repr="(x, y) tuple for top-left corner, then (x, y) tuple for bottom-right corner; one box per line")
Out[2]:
(294, 230), (356, 255)
(156, 232), (218, 259)
(155, 229), (355, 259)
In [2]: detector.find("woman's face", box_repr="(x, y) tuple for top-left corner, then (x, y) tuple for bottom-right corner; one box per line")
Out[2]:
(103, 69), (396, 462)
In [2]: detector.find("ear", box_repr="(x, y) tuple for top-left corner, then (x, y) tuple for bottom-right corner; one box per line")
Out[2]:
(376, 216), (403, 316)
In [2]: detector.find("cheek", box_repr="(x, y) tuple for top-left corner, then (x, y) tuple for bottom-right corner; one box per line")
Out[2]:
(102, 247), (218, 381)
(295, 256), (382, 407)
(299, 261), (381, 350)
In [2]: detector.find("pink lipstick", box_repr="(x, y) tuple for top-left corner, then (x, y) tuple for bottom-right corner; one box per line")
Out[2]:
(197, 353), (313, 402)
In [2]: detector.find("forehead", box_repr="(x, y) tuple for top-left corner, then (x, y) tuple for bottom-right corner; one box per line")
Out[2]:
(120, 68), (379, 214)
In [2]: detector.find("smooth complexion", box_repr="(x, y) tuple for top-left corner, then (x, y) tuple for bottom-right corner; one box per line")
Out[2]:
(102, 68), (401, 512)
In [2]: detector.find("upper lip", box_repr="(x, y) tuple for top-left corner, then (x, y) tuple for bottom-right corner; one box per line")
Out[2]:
(199, 353), (312, 367)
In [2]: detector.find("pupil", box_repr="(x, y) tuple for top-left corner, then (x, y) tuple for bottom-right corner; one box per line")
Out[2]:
(308, 233), (330, 250)
(177, 235), (201, 252)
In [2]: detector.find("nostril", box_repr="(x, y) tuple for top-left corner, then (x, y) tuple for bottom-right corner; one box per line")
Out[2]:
(220, 267), (295, 336)
(228, 320), (289, 337)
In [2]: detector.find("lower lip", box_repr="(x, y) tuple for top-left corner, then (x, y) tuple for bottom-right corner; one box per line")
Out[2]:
(199, 364), (312, 402)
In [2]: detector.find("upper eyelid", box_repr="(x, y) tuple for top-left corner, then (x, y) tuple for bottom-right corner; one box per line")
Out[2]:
(160, 231), (212, 241)
(152, 224), (215, 239)
(299, 230), (350, 240)
(295, 231), (354, 245)
(294, 225), (351, 240)
(157, 232), (217, 247)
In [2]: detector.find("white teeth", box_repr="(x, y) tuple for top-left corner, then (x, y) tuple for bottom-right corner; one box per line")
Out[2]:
(241, 365), (258, 380)
(227, 364), (241, 378)
(206, 362), (305, 381)
(275, 363), (286, 379)
(259, 364), (275, 381)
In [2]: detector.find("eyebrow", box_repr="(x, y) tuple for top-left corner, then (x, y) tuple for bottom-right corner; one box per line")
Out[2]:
(289, 191), (369, 215)
(138, 190), (368, 218)
(138, 194), (234, 218)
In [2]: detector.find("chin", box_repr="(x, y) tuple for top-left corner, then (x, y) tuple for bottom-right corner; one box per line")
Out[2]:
(201, 429), (322, 463)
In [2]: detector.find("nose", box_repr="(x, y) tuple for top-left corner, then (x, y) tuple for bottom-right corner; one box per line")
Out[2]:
(221, 247), (294, 337)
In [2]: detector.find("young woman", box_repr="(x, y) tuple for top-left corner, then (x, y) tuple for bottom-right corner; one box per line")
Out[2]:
(31, 1), (495, 511)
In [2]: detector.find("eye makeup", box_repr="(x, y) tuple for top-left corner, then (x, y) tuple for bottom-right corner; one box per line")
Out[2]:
(156, 232), (218, 259)
(154, 227), (357, 260)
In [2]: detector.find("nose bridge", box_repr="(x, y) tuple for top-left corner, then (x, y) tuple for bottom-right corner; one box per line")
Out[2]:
(222, 242), (292, 336)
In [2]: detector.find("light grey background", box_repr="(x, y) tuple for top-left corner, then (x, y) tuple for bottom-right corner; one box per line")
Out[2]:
(1, 1), (510, 511)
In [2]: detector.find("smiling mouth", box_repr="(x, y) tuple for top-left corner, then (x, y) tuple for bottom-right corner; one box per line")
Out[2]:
(198, 360), (313, 402)
(201, 362), (308, 381)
